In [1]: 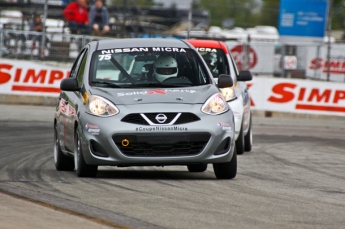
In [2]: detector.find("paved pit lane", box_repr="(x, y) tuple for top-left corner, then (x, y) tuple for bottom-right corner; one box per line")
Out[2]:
(0, 105), (345, 229)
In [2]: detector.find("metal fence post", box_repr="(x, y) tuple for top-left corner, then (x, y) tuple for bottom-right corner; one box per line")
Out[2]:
(0, 29), (3, 59)
(314, 44), (321, 80)
(280, 44), (285, 78)
(41, 0), (48, 60)
(242, 42), (247, 71)
(326, 0), (332, 81)
(82, 35), (86, 48)
(245, 34), (251, 70)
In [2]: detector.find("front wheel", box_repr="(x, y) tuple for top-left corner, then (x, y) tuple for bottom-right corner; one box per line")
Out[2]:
(54, 125), (74, 171)
(187, 164), (207, 172)
(244, 115), (252, 152)
(74, 130), (98, 177)
(213, 147), (237, 179)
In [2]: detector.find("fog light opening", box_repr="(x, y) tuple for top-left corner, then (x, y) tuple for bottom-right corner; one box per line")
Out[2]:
(122, 139), (129, 147)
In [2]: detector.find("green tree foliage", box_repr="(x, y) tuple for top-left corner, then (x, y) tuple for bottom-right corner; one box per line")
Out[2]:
(194, 0), (345, 31)
(107, 0), (154, 7)
(331, 0), (345, 30)
(193, 0), (261, 28)
(258, 0), (279, 27)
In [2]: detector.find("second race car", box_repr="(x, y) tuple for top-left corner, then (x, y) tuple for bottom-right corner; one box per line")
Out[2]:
(186, 39), (253, 155)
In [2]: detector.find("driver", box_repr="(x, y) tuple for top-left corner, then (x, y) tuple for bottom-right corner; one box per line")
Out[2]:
(153, 55), (178, 82)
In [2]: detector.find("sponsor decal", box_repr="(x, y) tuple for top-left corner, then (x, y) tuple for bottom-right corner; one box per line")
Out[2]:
(85, 123), (100, 135)
(117, 89), (196, 97)
(268, 82), (345, 113)
(148, 89), (167, 95)
(68, 105), (76, 116)
(309, 57), (345, 74)
(217, 122), (231, 127)
(59, 99), (76, 116)
(195, 47), (217, 53)
(284, 56), (297, 70)
(60, 99), (67, 113)
(101, 47), (187, 54)
(246, 83), (255, 106)
(136, 126), (188, 131)
(0, 63), (69, 94)
(230, 45), (258, 70)
(217, 122), (232, 132)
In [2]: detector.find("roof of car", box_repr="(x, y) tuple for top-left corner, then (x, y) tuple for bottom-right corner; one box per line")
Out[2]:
(185, 39), (229, 54)
(94, 38), (192, 50)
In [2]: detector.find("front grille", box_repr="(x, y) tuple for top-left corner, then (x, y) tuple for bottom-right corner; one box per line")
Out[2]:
(174, 113), (200, 124)
(121, 114), (147, 125)
(121, 113), (200, 125)
(145, 113), (177, 124)
(113, 133), (210, 157)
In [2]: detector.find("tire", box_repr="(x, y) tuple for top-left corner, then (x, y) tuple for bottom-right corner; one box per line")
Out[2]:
(74, 130), (98, 177)
(187, 164), (207, 172)
(213, 147), (237, 179)
(54, 125), (74, 171)
(244, 115), (252, 152)
(235, 124), (245, 155)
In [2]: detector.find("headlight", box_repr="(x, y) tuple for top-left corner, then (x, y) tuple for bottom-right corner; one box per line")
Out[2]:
(220, 87), (236, 101)
(201, 93), (229, 115)
(87, 95), (119, 117)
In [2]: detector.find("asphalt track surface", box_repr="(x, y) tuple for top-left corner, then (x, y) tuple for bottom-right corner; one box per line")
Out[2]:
(0, 104), (345, 229)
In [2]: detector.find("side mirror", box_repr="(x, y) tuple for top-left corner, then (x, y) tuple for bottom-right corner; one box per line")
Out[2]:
(237, 70), (253, 81)
(218, 74), (233, 88)
(60, 78), (80, 91)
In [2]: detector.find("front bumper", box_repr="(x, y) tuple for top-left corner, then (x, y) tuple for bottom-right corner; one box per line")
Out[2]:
(79, 103), (235, 166)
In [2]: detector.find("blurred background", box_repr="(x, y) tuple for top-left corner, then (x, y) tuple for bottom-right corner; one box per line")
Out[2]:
(1, 0), (344, 81)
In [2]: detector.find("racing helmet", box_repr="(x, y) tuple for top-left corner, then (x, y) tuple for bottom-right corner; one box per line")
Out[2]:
(153, 55), (178, 82)
(202, 53), (217, 73)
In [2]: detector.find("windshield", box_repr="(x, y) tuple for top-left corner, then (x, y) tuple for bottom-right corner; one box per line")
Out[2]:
(90, 47), (210, 87)
(196, 48), (229, 78)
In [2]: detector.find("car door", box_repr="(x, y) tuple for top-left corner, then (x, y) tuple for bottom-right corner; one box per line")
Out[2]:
(228, 52), (251, 130)
(62, 48), (89, 152)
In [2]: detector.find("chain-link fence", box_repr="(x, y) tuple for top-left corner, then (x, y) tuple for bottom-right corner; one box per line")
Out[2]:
(1, 28), (345, 83)
(1, 1), (345, 83)
(0, 1), (209, 38)
(0, 29), (110, 61)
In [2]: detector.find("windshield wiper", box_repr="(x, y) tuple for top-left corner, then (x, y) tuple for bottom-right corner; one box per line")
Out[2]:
(91, 80), (123, 88)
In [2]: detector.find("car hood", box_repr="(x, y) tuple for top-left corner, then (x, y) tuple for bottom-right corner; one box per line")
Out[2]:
(89, 85), (219, 105)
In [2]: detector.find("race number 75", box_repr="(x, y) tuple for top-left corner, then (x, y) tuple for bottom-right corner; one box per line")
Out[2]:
(99, 54), (111, 61)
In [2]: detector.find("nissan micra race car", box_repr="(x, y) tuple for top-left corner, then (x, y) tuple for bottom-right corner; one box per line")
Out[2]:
(186, 40), (253, 155)
(54, 38), (237, 179)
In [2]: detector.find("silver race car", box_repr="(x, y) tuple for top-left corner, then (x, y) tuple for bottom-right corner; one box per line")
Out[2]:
(186, 40), (253, 155)
(54, 38), (236, 179)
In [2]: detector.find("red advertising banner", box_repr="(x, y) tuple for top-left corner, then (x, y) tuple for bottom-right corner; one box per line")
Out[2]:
(1, 59), (345, 116)
(0, 59), (70, 96)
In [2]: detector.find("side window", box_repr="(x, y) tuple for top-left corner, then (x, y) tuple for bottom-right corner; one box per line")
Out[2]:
(76, 50), (89, 86)
(227, 52), (239, 84)
(228, 52), (239, 75)
(69, 48), (87, 79)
